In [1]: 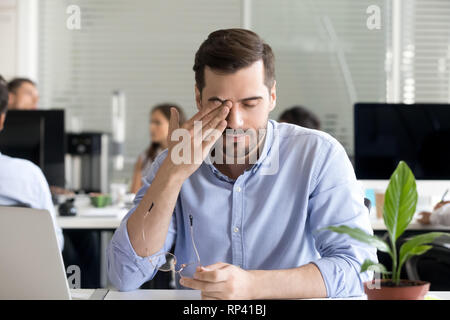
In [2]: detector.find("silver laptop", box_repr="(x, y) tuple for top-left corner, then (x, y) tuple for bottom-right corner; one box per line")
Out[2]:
(0, 206), (71, 299)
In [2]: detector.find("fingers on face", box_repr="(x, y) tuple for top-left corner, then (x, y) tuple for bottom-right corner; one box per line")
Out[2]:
(200, 106), (229, 134)
(168, 107), (180, 133)
(202, 120), (227, 152)
(188, 100), (224, 127)
(182, 106), (228, 147)
(192, 106), (225, 138)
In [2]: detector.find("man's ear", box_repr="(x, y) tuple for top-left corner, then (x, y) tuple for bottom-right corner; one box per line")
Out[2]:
(0, 113), (6, 131)
(269, 80), (277, 112)
(195, 85), (202, 111)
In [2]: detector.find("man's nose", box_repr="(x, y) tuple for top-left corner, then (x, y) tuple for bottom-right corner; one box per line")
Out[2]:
(225, 102), (244, 128)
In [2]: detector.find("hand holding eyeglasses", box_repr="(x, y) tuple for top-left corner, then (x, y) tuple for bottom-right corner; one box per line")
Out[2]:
(179, 262), (256, 300)
(145, 208), (256, 299)
(147, 214), (202, 278)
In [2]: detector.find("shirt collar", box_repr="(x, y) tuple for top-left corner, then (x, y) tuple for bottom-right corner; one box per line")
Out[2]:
(251, 119), (275, 173)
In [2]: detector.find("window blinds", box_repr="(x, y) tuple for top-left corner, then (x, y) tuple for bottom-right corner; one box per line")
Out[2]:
(251, 0), (389, 155)
(399, 0), (450, 104)
(38, 0), (241, 182)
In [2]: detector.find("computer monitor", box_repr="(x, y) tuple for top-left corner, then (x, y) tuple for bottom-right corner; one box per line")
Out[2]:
(0, 110), (65, 187)
(354, 103), (450, 180)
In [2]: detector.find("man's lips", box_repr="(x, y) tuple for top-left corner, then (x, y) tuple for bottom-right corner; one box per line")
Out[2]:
(225, 133), (245, 137)
(223, 132), (246, 142)
(223, 128), (248, 136)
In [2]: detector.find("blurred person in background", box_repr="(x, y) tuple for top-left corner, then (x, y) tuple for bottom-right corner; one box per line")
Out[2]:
(0, 74), (63, 250)
(7, 78), (73, 197)
(130, 103), (186, 194)
(279, 105), (321, 130)
(7, 78), (39, 110)
(418, 200), (450, 226)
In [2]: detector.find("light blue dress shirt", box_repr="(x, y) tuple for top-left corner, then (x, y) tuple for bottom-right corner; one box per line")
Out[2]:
(107, 120), (377, 297)
(0, 151), (64, 250)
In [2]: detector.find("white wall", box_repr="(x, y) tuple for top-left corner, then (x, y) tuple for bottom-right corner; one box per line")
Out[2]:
(0, 0), (18, 80)
(0, 0), (38, 82)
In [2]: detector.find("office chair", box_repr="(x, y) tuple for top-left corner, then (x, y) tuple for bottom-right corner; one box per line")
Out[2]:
(404, 236), (450, 290)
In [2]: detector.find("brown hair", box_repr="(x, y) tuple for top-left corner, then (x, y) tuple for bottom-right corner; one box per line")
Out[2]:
(279, 106), (321, 130)
(145, 103), (186, 164)
(193, 28), (275, 94)
(7, 77), (36, 94)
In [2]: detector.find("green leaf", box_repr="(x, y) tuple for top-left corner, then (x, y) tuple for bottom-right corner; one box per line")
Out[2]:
(398, 232), (450, 270)
(398, 245), (432, 271)
(383, 161), (418, 242)
(360, 259), (390, 274)
(325, 225), (392, 254)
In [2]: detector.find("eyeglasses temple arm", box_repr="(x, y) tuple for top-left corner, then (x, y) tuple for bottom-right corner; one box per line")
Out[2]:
(189, 214), (201, 264)
(142, 202), (154, 240)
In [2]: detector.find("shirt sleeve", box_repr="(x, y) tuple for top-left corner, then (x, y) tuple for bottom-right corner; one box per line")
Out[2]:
(107, 150), (177, 291)
(33, 165), (65, 251)
(307, 139), (378, 298)
(430, 203), (450, 226)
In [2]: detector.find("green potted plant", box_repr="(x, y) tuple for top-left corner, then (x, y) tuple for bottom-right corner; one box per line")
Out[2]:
(327, 161), (450, 300)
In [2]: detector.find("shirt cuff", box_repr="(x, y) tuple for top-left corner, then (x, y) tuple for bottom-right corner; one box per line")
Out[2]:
(311, 256), (366, 298)
(311, 258), (342, 298)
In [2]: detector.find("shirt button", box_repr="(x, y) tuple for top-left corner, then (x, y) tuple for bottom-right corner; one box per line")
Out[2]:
(233, 227), (239, 233)
(235, 186), (241, 192)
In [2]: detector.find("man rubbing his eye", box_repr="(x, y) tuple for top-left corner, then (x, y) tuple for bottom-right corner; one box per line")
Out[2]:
(107, 28), (377, 299)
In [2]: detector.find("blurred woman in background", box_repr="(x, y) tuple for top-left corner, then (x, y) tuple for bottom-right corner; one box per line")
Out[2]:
(130, 103), (186, 194)
(418, 200), (450, 226)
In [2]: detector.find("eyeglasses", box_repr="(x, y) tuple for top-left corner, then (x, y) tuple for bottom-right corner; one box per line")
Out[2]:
(143, 203), (201, 278)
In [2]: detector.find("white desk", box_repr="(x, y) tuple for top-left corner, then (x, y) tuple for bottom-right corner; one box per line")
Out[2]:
(102, 289), (365, 300)
(57, 205), (128, 229)
(70, 289), (96, 300)
(57, 205), (129, 288)
(69, 289), (450, 300)
(57, 216), (124, 229)
(105, 289), (201, 300)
